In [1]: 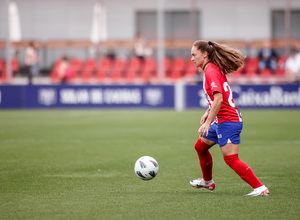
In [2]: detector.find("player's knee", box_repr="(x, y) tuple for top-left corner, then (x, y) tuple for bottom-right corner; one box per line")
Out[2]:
(224, 154), (239, 167)
(194, 139), (209, 154)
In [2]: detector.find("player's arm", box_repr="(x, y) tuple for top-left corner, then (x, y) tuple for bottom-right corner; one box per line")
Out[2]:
(200, 108), (210, 124)
(205, 92), (222, 125)
(198, 92), (223, 137)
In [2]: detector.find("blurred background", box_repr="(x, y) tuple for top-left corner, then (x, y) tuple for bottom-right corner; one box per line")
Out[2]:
(0, 0), (299, 110)
(0, 0), (299, 85)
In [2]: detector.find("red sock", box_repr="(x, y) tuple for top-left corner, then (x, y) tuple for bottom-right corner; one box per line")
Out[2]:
(224, 154), (263, 189)
(194, 138), (213, 181)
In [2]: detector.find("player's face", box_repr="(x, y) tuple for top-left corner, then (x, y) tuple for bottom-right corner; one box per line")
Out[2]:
(191, 46), (207, 69)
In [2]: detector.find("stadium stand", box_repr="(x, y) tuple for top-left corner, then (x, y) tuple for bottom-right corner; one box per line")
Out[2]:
(46, 54), (293, 84)
(0, 57), (19, 83)
(1, 38), (299, 84)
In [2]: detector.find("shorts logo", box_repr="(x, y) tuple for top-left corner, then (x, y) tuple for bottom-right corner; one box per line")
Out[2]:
(227, 139), (232, 143)
(218, 134), (222, 138)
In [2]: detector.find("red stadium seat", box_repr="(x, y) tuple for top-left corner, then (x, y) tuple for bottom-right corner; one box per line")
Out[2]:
(81, 70), (94, 83)
(0, 58), (20, 74)
(0, 70), (14, 83)
(98, 57), (112, 71)
(50, 69), (59, 83)
(0, 58), (4, 74)
(275, 69), (286, 83)
(244, 70), (258, 84)
(143, 57), (156, 72)
(96, 70), (107, 83)
(246, 57), (259, 65)
(187, 59), (197, 72)
(169, 70), (182, 82)
(125, 71), (138, 84)
(110, 70), (123, 83)
(127, 57), (142, 72)
(172, 57), (186, 72)
(259, 68), (272, 83)
(277, 56), (287, 69)
(79, 58), (97, 83)
(245, 57), (259, 73)
(82, 58), (96, 72)
(70, 58), (82, 73)
(113, 58), (126, 72)
(275, 68), (285, 76)
(11, 58), (20, 72)
(84, 58), (96, 68)
(260, 68), (272, 77)
(68, 58), (82, 82)
(140, 70), (154, 84)
(272, 56), (287, 83)
(50, 59), (61, 83)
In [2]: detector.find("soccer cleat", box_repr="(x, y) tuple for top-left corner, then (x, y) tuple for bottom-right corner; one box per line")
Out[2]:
(190, 178), (215, 191)
(245, 185), (269, 197)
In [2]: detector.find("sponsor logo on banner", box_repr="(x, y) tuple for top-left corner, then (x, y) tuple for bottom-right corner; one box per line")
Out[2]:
(38, 88), (57, 106)
(144, 88), (163, 106)
(60, 89), (90, 104)
(195, 85), (300, 108)
(232, 86), (300, 107)
(59, 88), (142, 105)
(103, 89), (141, 104)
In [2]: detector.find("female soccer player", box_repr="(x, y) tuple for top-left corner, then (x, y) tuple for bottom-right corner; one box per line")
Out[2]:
(189, 40), (269, 196)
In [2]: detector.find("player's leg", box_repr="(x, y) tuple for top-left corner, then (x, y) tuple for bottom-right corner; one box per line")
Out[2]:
(221, 143), (262, 188)
(221, 143), (269, 196)
(194, 137), (215, 181)
(190, 123), (217, 191)
(218, 121), (269, 196)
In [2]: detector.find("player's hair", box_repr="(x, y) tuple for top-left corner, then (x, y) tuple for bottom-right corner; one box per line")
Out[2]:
(193, 40), (245, 74)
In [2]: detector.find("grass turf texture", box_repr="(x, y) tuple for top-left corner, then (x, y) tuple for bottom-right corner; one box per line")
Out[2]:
(0, 109), (299, 220)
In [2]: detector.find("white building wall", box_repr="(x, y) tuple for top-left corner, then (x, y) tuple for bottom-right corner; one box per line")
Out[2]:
(201, 0), (300, 40)
(0, 0), (299, 41)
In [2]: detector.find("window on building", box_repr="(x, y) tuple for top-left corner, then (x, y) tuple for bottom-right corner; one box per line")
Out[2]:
(136, 10), (200, 40)
(272, 10), (300, 39)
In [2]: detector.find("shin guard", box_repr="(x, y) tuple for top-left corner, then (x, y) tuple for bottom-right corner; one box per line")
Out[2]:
(224, 154), (262, 189)
(194, 138), (213, 181)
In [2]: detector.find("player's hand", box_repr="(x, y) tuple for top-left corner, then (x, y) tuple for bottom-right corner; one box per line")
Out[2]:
(198, 122), (210, 137)
(200, 114), (208, 124)
(200, 111), (209, 124)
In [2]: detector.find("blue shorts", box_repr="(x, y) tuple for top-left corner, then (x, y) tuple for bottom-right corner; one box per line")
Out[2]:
(204, 121), (243, 147)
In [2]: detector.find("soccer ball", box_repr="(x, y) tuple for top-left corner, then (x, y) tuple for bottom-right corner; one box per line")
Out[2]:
(134, 156), (159, 180)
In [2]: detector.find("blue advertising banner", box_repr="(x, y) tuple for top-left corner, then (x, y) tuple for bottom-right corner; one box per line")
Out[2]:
(185, 84), (300, 109)
(0, 84), (299, 109)
(0, 85), (175, 109)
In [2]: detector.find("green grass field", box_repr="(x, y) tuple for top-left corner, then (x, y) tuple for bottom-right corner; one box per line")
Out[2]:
(0, 109), (299, 220)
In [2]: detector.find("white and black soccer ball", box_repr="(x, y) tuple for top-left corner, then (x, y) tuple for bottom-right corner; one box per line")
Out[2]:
(134, 156), (159, 180)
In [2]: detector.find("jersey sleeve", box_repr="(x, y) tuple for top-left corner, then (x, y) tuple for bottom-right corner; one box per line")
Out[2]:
(206, 68), (222, 94)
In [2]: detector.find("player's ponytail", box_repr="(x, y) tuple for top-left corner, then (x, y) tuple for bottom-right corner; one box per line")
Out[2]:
(193, 40), (245, 74)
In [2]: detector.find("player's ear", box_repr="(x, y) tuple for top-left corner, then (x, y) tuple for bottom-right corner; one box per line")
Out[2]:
(203, 51), (208, 58)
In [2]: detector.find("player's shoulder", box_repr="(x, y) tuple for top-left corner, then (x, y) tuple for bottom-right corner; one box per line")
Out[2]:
(205, 63), (222, 80)
(206, 63), (221, 74)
